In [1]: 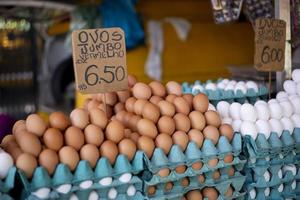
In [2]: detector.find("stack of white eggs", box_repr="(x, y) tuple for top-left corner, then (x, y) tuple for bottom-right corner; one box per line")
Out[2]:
(216, 69), (300, 140)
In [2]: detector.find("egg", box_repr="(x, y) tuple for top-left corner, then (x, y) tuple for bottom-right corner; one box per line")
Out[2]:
(268, 102), (283, 119)
(130, 132), (140, 144)
(280, 117), (294, 133)
(255, 100), (268, 106)
(16, 131), (42, 157)
(137, 136), (155, 158)
(142, 103), (160, 123)
(227, 167), (235, 176)
(39, 149), (59, 175)
(116, 90), (131, 103)
(172, 131), (189, 151)
(224, 154), (234, 163)
(149, 81), (166, 97)
(254, 103), (270, 120)
(149, 96), (163, 105)
(188, 129), (204, 148)
(189, 111), (206, 131)
(127, 185), (136, 196)
(217, 82), (226, 89)
(166, 81), (182, 96)
(1, 134), (15, 149)
(115, 110), (127, 123)
(292, 69), (300, 82)
(219, 124), (234, 141)
(291, 96), (300, 114)
(147, 186), (156, 196)
(173, 113), (191, 132)
(297, 83), (300, 95)
(128, 74), (137, 87)
(268, 99), (278, 104)
(12, 120), (26, 136)
(137, 119), (158, 139)
(132, 83), (152, 99)
(283, 80), (297, 94)
(269, 118), (283, 136)
(49, 112), (70, 131)
(133, 99), (148, 115)
(216, 101), (230, 118)
(191, 161), (203, 170)
(84, 124), (104, 147)
(108, 188), (118, 199)
(0, 150), (13, 179)
(255, 120), (271, 138)
(276, 91), (288, 101)
(26, 114), (47, 137)
(70, 108), (89, 129)
(158, 100), (176, 117)
(225, 186), (233, 198)
(231, 119), (241, 132)
(175, 165), (186, 174)
(16, 153), (37, 178)
(114, 102), (125, 113)
(225, 84), (234, 91)
(208, 158), (218, 167)
(173, 97), (190, 115)
(125, 97), (137, 113)
(198, 175), (205, 183)
(205, 83), (217, 90)
(240, 103), (257, 122)
(193, 93), (209, 113)
(43, 128), (63, 152)
(213, 170), (221, 180)
(86, 99), (99, 111)
(80, 144), (99, 168)
(157, 168), (170, 177)
(202, 187), (219, 200)
(234, 84), (247, 94)
(59, 146), (79, 171)
(222, 118), (232, 124)
(181, 177), (190, 187)
(128, 115), (141, 132)
(203, 126), (219, 145)
(186, 190), (203, 200)
(291, 114), (300, 127)
(208, 103), (216, 111)
(157, 116), (175, 135)
(204, 111), (221, 127)
(192, 84), (204, 94)
(182, 94), (193, 108)
(64, 126), (85, 151)
(164, 182), (173, 191)
(105, 121), (125, 143)
(155, 133), (173, 154)
(118, 138), (137, 160)
(100, 140), (118, 164)
(246, 81), (259, 92)
(240, 121), (258, 139)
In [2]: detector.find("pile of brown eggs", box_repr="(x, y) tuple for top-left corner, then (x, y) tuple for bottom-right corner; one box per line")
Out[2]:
(183, 186), (234, 200)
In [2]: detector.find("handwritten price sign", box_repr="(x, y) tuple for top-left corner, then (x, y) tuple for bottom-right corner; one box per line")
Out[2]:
(254, 18), (286, 72)
(72, 28), (128, 94)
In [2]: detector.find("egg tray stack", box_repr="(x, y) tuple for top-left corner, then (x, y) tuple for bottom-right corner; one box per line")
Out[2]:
(241, 128), (300, 200)
(0, 167), (17, 200)
(14, 154), (145, 200)
(182, 81), (268, 107)
(139, 134), (247, 200)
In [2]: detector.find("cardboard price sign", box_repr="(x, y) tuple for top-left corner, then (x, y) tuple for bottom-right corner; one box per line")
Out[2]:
(72, 28), (128, 94)
(254, 18), (286, 72)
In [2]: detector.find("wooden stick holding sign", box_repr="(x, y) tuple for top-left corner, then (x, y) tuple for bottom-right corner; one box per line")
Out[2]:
(254, 18), (286, 99)
(72, 28), (128, 116)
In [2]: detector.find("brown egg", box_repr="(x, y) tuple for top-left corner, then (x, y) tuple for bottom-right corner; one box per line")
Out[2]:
(192, 161), (203, 170)
(166, 81), (182, 96)
(12, 120), (26, 136)
(188, 129), (204, 148)
(80, 144), (99, 168)
(84, 124), (104, 147)
(173, 113), (191, 132)
(114, 102), (125, 113)
(16, 153), (37, 178)
(70, 108), (89, 129)
(203, 126), (220, 145)
(4, 137), (23, 160)
(148, 186), (156, 195)
(204, 111), (221, 127)
(102, 92), (118, 106)
(181, 177), (190, 187)
(87, 99), (100, 111)
(64, 126), (85, 151)
(227, 167), (235, 176)
(59, 146), (79, 171)
(96, 94), (103, 102)
(39, 149), (59, 175)
(182, 197), (187, 200)
(149, 81), (166, 97)
(98, 103), (113, 118)
(157, 168), (170, 177)
(225, 186), (233, 198)
(137, 136), (155, 158)
(186, 190), (203, 200)
(155, 133), (173, 154)
(43, 128), (63, 151)
(130, 132), (140, 144)
(193, 93), (209, 113)
(1, 134), (16, 149)
(208, 158), (219, 167)
(182, 94), (193, 108)
(202, 187), (219, 200)
(189, 111), (206, 131)
(128, 74), (137, 87)
(16, 131), (42, 157)
(89, 108), (108, 129)
(124, 112), (135, 128)
(166, 94), (177, 103)
(117, 90), (131, 103)
(149, 96), (163, 105)
(118, 138), (137, 161)
(26, 114), (47, 137)
(116, 110), (127, 122)
(132, 83), (152, 99)
(172, 131), (189, 151)
(198, 175), (205, 183)
(128, 115), (141, 131)
(157, 116), (175, 135)
(158, 100), (176, 117)
(100, 140), (118, 164)
(125, 97), (137, 113)
(213, 170), (221, 180)
(173, 97), (190, 115)
(49, 112), (70, 131)
(134, 99), (148, 115)
(83, 98), (91, 110)
(165, 182), (173, 191)
(175, 165), (187, 174)
(142, 103), (160, 123)
(10, 147), (23, 161)
(105, 121), (125, 143)
(137, 119), (158, 139)
(219, 124), (234, 141)
(224, 154), (234, 163)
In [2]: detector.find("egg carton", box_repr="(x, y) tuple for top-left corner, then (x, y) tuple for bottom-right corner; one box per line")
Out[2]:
(142, 134), (242, 174)
(0, 167), (16, 200)
(143, 175), (246, 200)
(17, 154), (144, 200)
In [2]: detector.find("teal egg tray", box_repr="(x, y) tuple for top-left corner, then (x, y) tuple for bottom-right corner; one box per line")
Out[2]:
(0, 167), (16, 200)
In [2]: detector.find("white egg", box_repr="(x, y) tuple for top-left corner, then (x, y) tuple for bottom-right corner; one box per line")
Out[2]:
(56, 184), (72, 194)
(32, 187), (50, 199)
(240, 103), (257, 122)
(288, 94), (298, 101)
(282, 164), (297, 176)
(280, 117), (294, 133)
(255, 100), (268, 106)
(292, 180), (296, 190)
(229, 102), (241, 120)
(119, 173), (132, 183)
(217, 82), (226, 89)
(208, 103), (216, 111)
(70, 194), (79, 200)
(108, 188), (118, 199)
(268, 99), (278, 104)
(234, 84), (247, 94)
(279, 100), (293, 117)
(255, 120), (271, 138)
(291, 96), (300, 114)
(127, 185), (136, 196)
(291, 114), (300, 127)
(277, 169), (283, 178)
(264, 187), (270, 196)
(79, 180), (93, 189)
(222, 79), (229, 85)
(232, 119), (242, 132)
(284, 80), (297, 95)
(205, 83), (217, 90)
(88, 191), (98, 200)
(263, 170), (271, 182)
(222, 118), (232, 124)
(217, 101), (230, 118)
(99, 177), (113, 186)
(269, 118), (283, 136)
(278, 184), (284, 192)
(0, 150), (13, 179)
(255, 103), (270, 120)
(225, 84), (234, 91)
(246, 81), (259, 92)
(297, 83), (300, 95)
(276, 91), (289, 101)
(249, 189), (256, 199)
(240, 121), (258, 139)
(229, 80), (237, 86)
(292, 69), (300, 82)
(268, 102), (283, 119)
(192, 84), (204, 94)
